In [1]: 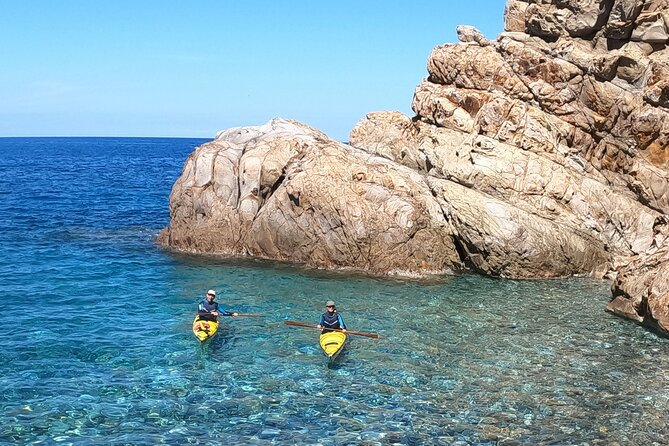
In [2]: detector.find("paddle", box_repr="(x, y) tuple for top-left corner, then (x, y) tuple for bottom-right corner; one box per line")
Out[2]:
(196, 312), (262, 318)
(284, 320), (380, 339)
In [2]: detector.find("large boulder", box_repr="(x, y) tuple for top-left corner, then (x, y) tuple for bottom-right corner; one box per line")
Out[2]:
(608, 239), (669, 334)
(160, 0), (669, 333)
(350, 0), (669, 330)
(158, 119), (462, 275)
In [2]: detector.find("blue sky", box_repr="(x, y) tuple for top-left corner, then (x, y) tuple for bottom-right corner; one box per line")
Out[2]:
(1, 1), (507, 140)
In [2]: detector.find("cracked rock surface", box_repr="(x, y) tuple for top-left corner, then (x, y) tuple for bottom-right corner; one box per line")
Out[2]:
(159, 1), (669, 333)
(158, 119), (461, 275)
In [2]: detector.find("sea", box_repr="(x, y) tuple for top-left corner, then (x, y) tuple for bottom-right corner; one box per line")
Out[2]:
(1, 137), (668, 446)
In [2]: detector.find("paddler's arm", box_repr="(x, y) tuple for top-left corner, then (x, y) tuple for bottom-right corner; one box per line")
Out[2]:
(338, 315), (346, 331)
(219, 309), (238, 317)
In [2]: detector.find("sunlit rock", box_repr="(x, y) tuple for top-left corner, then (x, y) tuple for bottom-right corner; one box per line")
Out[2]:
(158, 119), (462, 275)
(161, 0), (669, 333)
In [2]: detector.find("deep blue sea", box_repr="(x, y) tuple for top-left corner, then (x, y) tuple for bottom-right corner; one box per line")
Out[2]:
(1, 137), (668, 446)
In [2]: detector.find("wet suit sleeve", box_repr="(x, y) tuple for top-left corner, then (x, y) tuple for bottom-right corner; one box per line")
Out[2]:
(338, 315), (346, 329)
(319, 314), (325, 326)
(219, 308), (233, 316)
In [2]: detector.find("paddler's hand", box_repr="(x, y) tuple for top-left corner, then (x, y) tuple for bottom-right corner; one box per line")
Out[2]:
(317, 325), (322, 329)
(232, 312), (238, 317)
(342, 329), (347, 332)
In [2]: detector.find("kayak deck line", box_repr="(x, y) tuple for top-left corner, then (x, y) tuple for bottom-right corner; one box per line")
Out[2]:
(320, 331), (347, 366)
(192, 315), (219, 342)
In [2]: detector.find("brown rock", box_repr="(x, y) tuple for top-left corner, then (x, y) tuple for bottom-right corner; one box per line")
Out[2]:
(160, 0), (669, 335)
(159, 119), (462, 276)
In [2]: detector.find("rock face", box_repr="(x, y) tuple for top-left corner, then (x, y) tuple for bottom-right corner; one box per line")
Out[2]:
(158, 119), (462, 275)
(159, 1), (669, 333)
(610, 244), (669, 333)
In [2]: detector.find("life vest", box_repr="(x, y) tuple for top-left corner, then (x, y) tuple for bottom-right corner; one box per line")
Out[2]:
(321, 311), (342, 331)
(199, 299), (219, 313)
(198, 299), (219, 321)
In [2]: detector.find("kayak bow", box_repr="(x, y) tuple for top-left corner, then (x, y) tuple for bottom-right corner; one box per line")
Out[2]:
(319, 331), (347, 365)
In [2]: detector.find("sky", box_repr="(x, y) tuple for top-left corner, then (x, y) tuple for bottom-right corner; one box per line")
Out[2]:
(0, 0), (507, 141)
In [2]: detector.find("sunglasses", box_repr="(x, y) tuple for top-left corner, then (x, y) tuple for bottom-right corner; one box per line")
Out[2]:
(326, 305), (335, 308)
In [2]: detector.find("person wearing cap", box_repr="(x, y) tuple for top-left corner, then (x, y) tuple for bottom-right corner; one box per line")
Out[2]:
(197, 289), (238, 322)
(317, 300), (346, 333)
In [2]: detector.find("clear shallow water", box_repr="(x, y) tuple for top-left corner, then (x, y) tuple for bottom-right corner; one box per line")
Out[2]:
(1, 138), (668, 446)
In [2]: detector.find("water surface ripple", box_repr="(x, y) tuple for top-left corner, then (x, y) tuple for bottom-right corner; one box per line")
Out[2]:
(1, 138), (667, 445)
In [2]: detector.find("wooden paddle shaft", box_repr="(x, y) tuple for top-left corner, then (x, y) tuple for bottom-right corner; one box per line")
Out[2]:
(284, 320), (380, 339)
(196, 312), (261, 317)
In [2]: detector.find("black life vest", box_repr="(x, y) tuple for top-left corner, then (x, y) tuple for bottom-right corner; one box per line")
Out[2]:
(200, 299), (219, 313)
(199, 299), (219, 321)
(321, 311), (341, 330)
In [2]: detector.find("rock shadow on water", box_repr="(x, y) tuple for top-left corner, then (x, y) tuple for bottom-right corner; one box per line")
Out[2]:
(164, 249), (458, 285)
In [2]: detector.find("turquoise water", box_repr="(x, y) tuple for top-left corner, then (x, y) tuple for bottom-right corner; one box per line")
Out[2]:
(1, 138), (668, 445)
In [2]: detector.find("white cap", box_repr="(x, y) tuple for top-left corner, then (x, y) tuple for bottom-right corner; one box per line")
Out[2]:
(207, 289), (216, 296)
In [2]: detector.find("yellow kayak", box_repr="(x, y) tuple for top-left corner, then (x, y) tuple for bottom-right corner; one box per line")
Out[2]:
(192, 315), (219, 342)
(319, 331), (347, 365)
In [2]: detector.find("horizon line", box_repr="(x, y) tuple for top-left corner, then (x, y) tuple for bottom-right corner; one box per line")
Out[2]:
(0, 135), (213, 140)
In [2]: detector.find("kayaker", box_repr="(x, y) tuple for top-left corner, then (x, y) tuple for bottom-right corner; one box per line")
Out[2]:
(317, 300), (346, 333)
(198, 289), (238, 322)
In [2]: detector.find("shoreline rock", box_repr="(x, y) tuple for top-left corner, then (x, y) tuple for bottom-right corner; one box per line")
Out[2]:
(159, 0), (669, 335)
(157, 119), (463, 276)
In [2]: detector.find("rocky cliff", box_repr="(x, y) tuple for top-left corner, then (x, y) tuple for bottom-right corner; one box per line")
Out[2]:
(158, 0), (669, 334)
